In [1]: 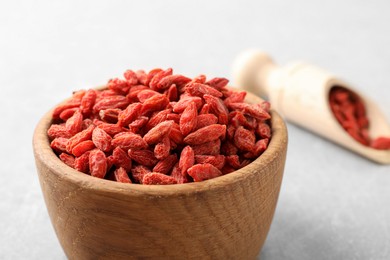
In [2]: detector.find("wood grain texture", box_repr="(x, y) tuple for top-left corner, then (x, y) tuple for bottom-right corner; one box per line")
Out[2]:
(33, 90), (288, 260)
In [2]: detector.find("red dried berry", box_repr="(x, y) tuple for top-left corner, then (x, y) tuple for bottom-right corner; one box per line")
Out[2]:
(195, 114), (218, 130)
(157, 74), (191, 90)
(80, 89), (97, 116)
(170, 162), (190, 184)
(205, 77), (229, 90)
(128, 149), (158, 168)
(93, 95), (129, 112)
(118, 102), (142, 127)
(143, 172), (177, 185)
(140, 94), (169, 115)
(187, 163), (222, 182)
(99, 108), (121, 123)
(112, 132), (148, 150)
(183, 124), (226, 145)
(180, 101), (198, 136)
(72, 140), (96, 157)
(50, 137), (69, 153)
(173, 96), (203, 113)
(149, 68), (173, 90)
(131, 165), (151, 184)
(74, 151), (90, 173)
(89, 149), (107, 179)
(192, 139), (221, 155)
(59, 107), (78, 121)
(154, 135), (171, 160)
(195, 155), (225, 170)
(59, 153), (75, 168)
(92, 127), (112, 152)
(123, 70), (138, 86)
(47, 124), (72, 139)
(234, 126), (256, 152)
(114, 167), (132, 183)
(370, 137), (390, 150)
(128, 116), (149, 133)
(179, 146), (195, 176)
(186, 82), (223, 98)
(143, 120), (174, 145)
(203, 94), (229, 125)
(153, 154), (178, 174)
(65, 109), (83, 135)
(112, 147), (132, 171)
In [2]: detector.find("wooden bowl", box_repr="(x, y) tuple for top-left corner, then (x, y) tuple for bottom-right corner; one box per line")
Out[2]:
(33, 90), (288, 259)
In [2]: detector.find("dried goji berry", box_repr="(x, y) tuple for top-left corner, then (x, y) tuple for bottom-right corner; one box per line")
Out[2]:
(143, 120), (174, 145)
(234, 126), (256, 152)
(187, 163), (222, 182)
(99, 108), (121, 123)
(183, 124), (226, 145)
(226, 155), (241, 169)
(96, 122), (125, 136)
(59, 107), (78, 121)
(153, 154), (178, 174)
(205, 77), (229, 90)
(256, 122), (271, 139)
(179, 101), (198, 136)
(123, 69), (138, 86)
(89, 149), (107, 179)
(128, 116), (148, 133)
(143, 172), (177, 185)
(112, 147), (132, 171)
(72, 140), (96, 157)
(65, 109), (83, 135)
(117, 102), (142, 127)
(74, 151), (90, 173)
(157, 74), (191, 90)
(192, 139), (221, 155)
(131, 165), (151, 183)
(154, 135), (171, 160)
(167, 84), (178, 101)
(128, 149), (158, 167)
(203, 94), (229, 125)
(137, 89), (160, 102)
(135, 70), (148, 85)
(112, 132), (148, 150)
(145, 109), (171, 131)
(114, 167), (132, 183)
(195, 155), (225, 170)
(51, 137), (69, 153)
(92, 127), (112, 152)
(172, 96), (203, 113)
(179, 146), (195, 176)
(80, 89), (97, 116)
(93, 95), (129, 112)
(59, 153), (75, 168)
(107, 78), (130, 94)
(186, 82), (223, 98)
(170, 162), (190, 184)
(140, 94), (169, 115)
(47, 124), (72, 139)
(149, 68), (173, 90)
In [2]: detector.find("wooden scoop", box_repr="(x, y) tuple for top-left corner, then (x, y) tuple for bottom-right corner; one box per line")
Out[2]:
(233, 50), (390, 164)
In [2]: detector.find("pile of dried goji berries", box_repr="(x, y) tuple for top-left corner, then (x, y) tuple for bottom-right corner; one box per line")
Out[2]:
(329, 86), (390, 149)
(48, 68), (272, 185)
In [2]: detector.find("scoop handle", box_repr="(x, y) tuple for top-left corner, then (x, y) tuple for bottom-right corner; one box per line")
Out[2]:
(233, 50), (390, 164)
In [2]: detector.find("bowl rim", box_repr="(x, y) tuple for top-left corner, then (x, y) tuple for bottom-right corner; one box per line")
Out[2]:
(33, 89), (288, 198)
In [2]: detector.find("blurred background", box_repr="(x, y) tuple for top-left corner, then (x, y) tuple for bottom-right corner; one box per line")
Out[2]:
(1, 0), (389, 259)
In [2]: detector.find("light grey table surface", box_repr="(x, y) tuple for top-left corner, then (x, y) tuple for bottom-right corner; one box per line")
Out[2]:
(1, 1), (389, 259)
